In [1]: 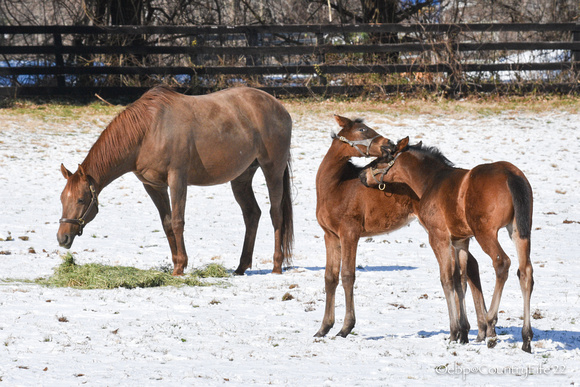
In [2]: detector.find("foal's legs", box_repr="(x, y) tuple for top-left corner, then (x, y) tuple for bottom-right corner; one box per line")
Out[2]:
(336, 231), (359, 337)
(429, 233), (464, 342)
(509, 224), (534, 353)
(465, 252), (488, 342)
(474, 231), (511, 348)
(452, 239), (472, 344)
(142, 183), (178, 269)
(315, 232), (341, 337)
(231, 162), (261, 275)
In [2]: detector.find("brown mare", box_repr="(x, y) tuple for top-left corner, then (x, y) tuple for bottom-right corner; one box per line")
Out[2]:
(58, 86), (293, 276)
(314, 116), (488, 340)
(360, 137), (534, 352)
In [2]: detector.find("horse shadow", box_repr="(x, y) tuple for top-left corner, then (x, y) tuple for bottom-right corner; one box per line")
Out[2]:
(242, 265), (417, 276)
(411, 327), (580, 350)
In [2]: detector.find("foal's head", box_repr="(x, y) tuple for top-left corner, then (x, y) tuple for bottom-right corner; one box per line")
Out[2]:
(359, 137), (410, 189)
(332, 115), (394, 158)
(57, 164), (99, 249)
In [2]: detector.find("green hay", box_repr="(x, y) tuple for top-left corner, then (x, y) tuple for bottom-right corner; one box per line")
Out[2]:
(35, 253), (230, 289)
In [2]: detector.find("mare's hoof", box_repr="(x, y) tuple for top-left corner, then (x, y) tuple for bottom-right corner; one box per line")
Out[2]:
(474, 334), (486, 343)
(487, 337), (498, 348)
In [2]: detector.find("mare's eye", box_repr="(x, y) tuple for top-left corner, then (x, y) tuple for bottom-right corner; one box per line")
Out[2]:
(77, 198), (85, 205)
(359, 128), (366, 132)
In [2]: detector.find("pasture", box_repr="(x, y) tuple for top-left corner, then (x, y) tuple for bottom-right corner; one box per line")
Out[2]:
(1, 96), (579, 385)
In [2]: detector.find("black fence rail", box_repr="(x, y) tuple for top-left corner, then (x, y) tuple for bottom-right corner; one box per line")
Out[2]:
(1, 23), (579, 98)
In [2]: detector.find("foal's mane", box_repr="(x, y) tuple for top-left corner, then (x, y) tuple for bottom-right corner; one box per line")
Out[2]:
(408, 142), (454, 167)
(82, 86), (179, 176)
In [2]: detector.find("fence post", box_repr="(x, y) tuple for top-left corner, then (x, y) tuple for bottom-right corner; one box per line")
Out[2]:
(316, 32), (327, 85)
(445, 25), (461, 95)
(52, 32), (65, 88)
(573, 23), (580, 76)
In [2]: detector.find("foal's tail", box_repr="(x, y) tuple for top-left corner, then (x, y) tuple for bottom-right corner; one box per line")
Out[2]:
(281, 157), (294, 267)
(507, 173), (533, 240)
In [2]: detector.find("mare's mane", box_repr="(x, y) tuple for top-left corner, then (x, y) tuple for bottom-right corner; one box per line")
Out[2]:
(408, 142), (454, 168)
(82, 86), (180, 176)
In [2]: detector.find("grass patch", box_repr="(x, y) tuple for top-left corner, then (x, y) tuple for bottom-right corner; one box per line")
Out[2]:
(35, 253), (230, 289)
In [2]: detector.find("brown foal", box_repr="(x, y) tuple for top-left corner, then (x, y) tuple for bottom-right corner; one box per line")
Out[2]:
(360, 137), (534, 352)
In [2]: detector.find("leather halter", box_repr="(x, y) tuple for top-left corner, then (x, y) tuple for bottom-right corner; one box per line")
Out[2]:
(370, 156), (397, 191)
(333, 132), (381, 157)
(59, 181), (99, 236)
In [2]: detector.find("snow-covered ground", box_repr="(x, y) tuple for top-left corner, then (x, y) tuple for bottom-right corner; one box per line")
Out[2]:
(1, 102), (579, 385)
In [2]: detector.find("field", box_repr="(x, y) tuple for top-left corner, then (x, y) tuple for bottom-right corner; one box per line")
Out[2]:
(1, 96), (579, 385)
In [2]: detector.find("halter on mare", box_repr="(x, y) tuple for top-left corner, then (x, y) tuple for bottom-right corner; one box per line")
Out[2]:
(59, 180), (99, 236)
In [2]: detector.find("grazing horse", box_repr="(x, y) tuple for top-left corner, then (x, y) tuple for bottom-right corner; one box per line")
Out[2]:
(58, 86), (293, 276)
(360, 137), (534, 352)
(314, 116), (488, 340)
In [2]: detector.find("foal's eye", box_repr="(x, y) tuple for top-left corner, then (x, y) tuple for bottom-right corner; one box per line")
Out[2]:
(359, 128), (366, 132)
(77, 198), (85, 204)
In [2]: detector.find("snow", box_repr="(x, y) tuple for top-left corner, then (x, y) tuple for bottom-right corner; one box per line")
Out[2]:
(1, 103), (580, 385)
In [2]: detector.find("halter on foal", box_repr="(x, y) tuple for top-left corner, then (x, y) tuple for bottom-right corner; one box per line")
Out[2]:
(360, 137), (534, 352)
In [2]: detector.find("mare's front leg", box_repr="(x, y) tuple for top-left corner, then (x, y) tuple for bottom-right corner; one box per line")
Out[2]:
(142, 183), (178, 265)
(315, 232), (341, 337)
(336, 231), (359, 338)
(168, 171), (189, 276)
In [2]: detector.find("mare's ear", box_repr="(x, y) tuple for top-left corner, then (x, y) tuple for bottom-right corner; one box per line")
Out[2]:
(78, 164), (86, 177)
(334, 114), (352, 128)
(61, 164), (72, 179)
(395, 137), (410, 154)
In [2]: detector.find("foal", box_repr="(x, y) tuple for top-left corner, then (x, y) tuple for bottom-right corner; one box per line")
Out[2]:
(360, 137), (534, 352)
(314, 117), (488, 340)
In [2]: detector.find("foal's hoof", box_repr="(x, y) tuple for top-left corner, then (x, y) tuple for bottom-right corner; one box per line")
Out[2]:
(522, 342), (532, 353)
(487, 337), (498, 349)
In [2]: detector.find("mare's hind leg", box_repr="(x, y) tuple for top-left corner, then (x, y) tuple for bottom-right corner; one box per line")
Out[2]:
(260, 160), (290, 274)
(315, 232), (341, 337)
(474, 232), (511, 348)
(508, 224), (534, 353)
(231, 162), (261, 275)
(142, 183), (178, 268)
(466, 251), (488, 342)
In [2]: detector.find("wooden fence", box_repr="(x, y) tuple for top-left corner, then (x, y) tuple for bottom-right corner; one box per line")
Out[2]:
(0, 23), (579, 98)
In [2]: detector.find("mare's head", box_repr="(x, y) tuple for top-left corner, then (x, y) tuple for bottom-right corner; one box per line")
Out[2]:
(57, 164), (99, 249)
(332, 115), (394, 158)
(359, 136), (410, 189)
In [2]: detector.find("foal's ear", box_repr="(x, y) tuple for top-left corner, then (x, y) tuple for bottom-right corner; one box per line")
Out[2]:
(334, 114), (352, 128)
(60, 164), (72, 179)
(395, 137), (410, 153)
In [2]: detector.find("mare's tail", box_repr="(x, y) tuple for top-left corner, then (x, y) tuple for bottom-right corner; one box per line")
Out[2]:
(281, 157), (294, 267)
